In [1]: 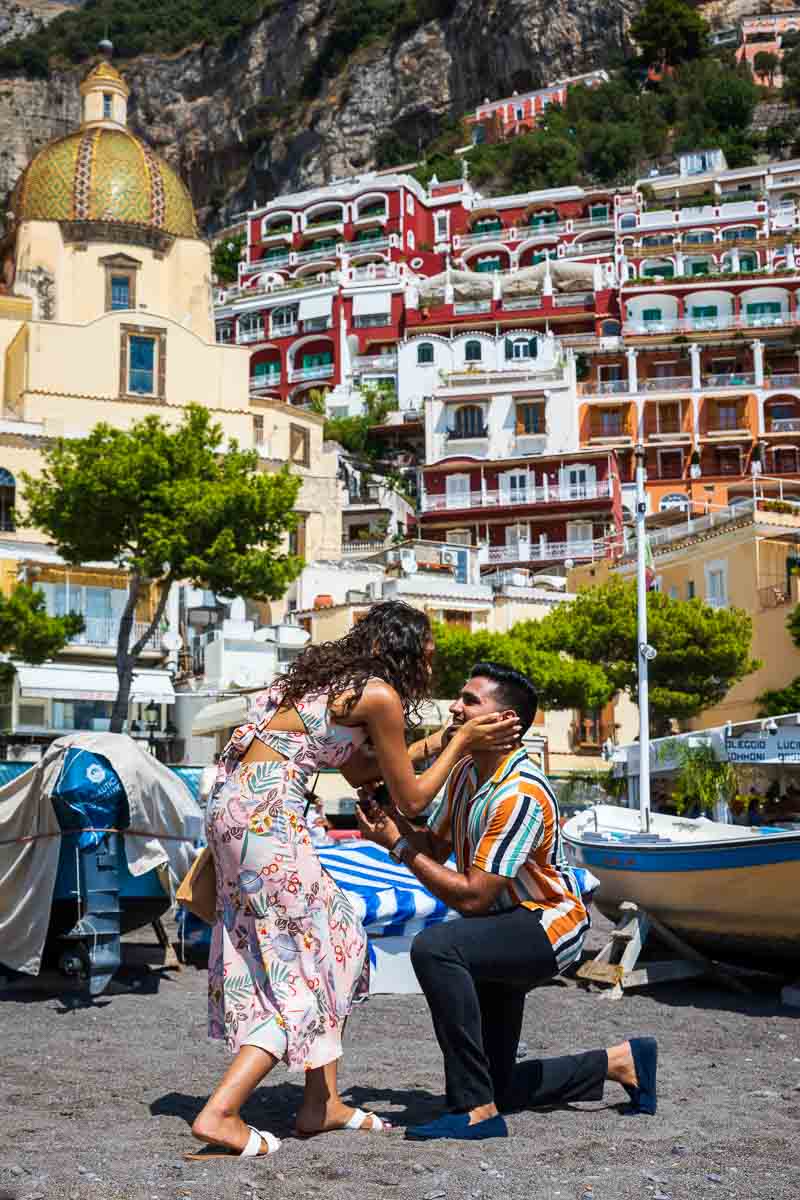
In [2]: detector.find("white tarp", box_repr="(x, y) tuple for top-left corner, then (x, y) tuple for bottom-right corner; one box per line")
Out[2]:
(298, 293), (333, 320)
(0, 732), (202, 975)
(352, 290), (391, 316)
(16, 664), (175, 705)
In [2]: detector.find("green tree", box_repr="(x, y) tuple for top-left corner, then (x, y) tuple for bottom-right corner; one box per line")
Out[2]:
(323, 384), (395, 458)
(22, 405), (301, 731)
(0, 586), (84, 694)
(753, 50), (780, 87)
(629, 0), (709, 67)
(784, 46), (800, 103)
(212, 233), (245, 284)
(432, 578), (758, 734)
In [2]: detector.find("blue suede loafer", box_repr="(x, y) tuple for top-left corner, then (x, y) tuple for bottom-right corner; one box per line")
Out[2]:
(405, 1112), (508, 1141)
(623, 1036), (658, 1115)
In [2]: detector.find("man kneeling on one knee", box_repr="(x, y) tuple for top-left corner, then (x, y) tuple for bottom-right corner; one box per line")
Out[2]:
(357, 661), (657, 1142)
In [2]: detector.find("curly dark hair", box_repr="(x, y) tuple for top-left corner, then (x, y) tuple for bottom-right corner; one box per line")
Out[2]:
(271, 600), (433, 723)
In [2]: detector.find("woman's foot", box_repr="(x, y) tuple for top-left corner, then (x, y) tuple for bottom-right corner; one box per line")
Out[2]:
(294, 1099), (389, 1136)
(191, 1111), (259, 1154)
(607, 1037), (658, 1115)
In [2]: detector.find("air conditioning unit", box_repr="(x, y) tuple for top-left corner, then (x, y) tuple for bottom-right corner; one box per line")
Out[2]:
(440, 549), (460, 567)
(445, 530), (472, 546)
(399, 549), (418, 574)
(364, 581), (379, 599)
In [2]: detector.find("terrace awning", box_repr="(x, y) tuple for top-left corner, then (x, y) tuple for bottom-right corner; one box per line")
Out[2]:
(16, 664), (175, 705)
(298, 293), (333, 320)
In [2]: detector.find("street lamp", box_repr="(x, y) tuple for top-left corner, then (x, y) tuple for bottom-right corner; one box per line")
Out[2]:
(144, 701), (160, 753)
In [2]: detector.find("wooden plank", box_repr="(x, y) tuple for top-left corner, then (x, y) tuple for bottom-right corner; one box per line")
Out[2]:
(577, 961), (625, 986)
(622, 960), (707, 990)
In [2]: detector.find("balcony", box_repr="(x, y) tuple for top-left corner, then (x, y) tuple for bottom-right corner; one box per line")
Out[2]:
(271, 321), (298, 338)
(257, 253), (291, 269)
(766, 374), (800, 389)
(589, 420), (632, 445)
(486, 538), (606, 564)
(421, 480), (612, 513)
(502, 294), (543, 310)
(702, 372), (756, 389)
(288, 363), (335, 383)
(517, 220), (568, 238)
(301, 317), (332, 333)
(446, 426), (489, 441)
(67, 617), (161, 653)
(352, 313), (392, 329)
(349, 236), (391, 254)
(295, 245), (339, 265)
(237, 328), (265, 344)
(303, 216), (344, 235)
(563, 239), (614, 257)
(353, 353), (398, 373)
(250, 372), (281, 391)
(584, 378), (629, 396)
(453, 300), (492, 314)
(459, 227), (511, 247)
(768, 417), (800, 433)
(553, 292), (593, 308)
(642, 375), (693, 392)
(623, 311), (800, 337)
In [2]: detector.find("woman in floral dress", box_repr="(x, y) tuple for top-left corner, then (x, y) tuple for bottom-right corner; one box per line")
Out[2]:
(188, 601), (520, 1160)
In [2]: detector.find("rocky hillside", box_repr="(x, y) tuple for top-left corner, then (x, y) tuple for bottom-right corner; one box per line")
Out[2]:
(0, 0), (645, 230)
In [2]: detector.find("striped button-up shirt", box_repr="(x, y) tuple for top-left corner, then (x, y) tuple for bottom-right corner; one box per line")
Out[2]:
(428, 747), (589, 971)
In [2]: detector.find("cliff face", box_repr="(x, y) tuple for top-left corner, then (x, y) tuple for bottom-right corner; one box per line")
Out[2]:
(0, 0), (644, 230)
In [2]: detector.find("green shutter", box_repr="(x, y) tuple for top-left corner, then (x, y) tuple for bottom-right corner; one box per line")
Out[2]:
(642, 308), (662, 322)
(691, 305), (718, 319)
(505, 338), (514, 359)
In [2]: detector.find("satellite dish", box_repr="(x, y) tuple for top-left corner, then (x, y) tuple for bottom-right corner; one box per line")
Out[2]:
(160, 631), (183, 652)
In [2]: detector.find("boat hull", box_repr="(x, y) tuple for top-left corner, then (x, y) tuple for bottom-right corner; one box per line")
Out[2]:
(564, 817), (800, 969)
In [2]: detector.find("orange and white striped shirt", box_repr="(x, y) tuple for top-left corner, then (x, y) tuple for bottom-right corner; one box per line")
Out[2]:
(428, 748), (589, 971)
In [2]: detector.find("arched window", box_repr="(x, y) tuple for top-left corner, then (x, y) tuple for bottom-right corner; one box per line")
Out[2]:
(453, 405), (485, 437)
(505, 337), (537, 360)
(601, 319), (621, 336)
(417, 342), (434, 365)
(0, 469), (15, 532)
(465, 340), (482, 362)
(659, 492), (690, 513)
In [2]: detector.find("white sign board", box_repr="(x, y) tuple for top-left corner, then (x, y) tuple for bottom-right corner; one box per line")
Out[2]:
(725, 733), (800, 764)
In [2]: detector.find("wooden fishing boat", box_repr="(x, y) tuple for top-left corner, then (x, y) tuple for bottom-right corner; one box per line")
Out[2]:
(562, 804), (800, 968)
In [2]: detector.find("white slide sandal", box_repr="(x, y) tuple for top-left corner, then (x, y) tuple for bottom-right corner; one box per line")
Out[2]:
(185, 1125), (281, 1160)
(344, 1108), (390, 1132)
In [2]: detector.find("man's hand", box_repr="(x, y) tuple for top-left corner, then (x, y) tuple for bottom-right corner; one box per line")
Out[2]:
(356, 792), (402, 850)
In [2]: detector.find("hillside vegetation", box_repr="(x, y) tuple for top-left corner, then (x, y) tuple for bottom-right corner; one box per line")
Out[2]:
(0, 0), (458, 78)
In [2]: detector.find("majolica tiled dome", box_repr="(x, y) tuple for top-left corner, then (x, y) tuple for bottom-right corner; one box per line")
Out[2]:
(12, 62), (197, 239)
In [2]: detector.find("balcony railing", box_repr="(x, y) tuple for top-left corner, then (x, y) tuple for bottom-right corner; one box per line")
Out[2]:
(588, 379), (628, 395)
(486, 538), (605, 564)
(623, 311), (799, 336)
(642, 375), (693, 392)
(702, 372), (756, 388)
(353, 353), (398, 372)
(768, 417), (800, 432)
(301, 317), (332, 333)
(237, 328), (265, 344)
(459, 227), (509, 247)
(349, 236), (391, 254)
(250, 373), (281, 389)
(446, 426), (489, 440)
(68, 618), (160, 652)
(421, 480), (612, 512)
(288, 363), (335, 382)
(295, 246), (339, 264)
(767, 373), (800, 389)
(271, 321), (298, 338)
(257, 253), (291, 269)
(352, 314), (392, 328)
(454, 300), (492, 314)
(553, 291), (593, 307)
(563, 239), (614, 257)
(589, 423), (632, 442)
(502, 294), (543, 309)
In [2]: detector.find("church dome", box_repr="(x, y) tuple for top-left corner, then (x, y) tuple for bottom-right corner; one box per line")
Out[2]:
(11, 61), (197, 239)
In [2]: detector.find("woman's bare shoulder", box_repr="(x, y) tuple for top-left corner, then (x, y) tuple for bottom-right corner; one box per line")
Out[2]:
(329, 678), (401, 724)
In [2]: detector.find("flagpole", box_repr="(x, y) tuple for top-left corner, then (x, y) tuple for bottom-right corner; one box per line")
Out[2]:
(634, 442), (652, 834)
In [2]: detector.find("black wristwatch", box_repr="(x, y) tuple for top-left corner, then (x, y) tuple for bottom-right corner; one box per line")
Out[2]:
(389, 836), (410, 863)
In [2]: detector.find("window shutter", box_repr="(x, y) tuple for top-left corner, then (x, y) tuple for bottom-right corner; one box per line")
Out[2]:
(505, 338), (513, 359)
(529, 337), (537, 358)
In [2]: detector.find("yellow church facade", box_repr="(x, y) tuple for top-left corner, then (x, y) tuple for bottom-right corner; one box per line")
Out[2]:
(0, 58), (340, 757)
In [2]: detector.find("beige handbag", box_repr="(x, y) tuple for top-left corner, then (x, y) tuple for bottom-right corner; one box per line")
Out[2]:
(176, 846), (217, 925)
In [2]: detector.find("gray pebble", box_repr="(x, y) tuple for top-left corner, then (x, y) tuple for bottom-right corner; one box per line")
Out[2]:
(412, 1164), (427, 1175)
(423, 1191), (446, 1200)
(9, 1168), (22, 1177)
(479, 1161), (491, 1171)
(77, 1168), (87, 1176)
(23, 1193), (44, 1200)
(751, 1088), (780, 1098)
(706, 1173), (723, 1183)
(654, 1191), (672, 1200)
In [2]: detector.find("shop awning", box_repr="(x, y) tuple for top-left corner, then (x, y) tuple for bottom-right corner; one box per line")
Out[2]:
(16, 664), (176, 705)
(298, 293), (333, 320)
(352, 291), (391, 316)
(192, 694), (249, 736)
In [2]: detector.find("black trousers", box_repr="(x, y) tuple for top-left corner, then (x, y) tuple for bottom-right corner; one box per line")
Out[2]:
(410, 906), (608, 1112)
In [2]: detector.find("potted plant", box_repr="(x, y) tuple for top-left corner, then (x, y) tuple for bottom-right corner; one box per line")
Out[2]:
(689, 448), (701, 479)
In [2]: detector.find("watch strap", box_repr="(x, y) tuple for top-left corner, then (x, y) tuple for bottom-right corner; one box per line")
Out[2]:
(389, 835), (409, 863)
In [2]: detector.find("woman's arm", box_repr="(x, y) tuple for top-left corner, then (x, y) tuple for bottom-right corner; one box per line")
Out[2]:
(345, 682), (518, 818)
(339, 724), (448, 787)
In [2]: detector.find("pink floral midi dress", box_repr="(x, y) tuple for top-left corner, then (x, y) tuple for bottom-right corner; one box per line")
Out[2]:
(206, 686), (370, 1071)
